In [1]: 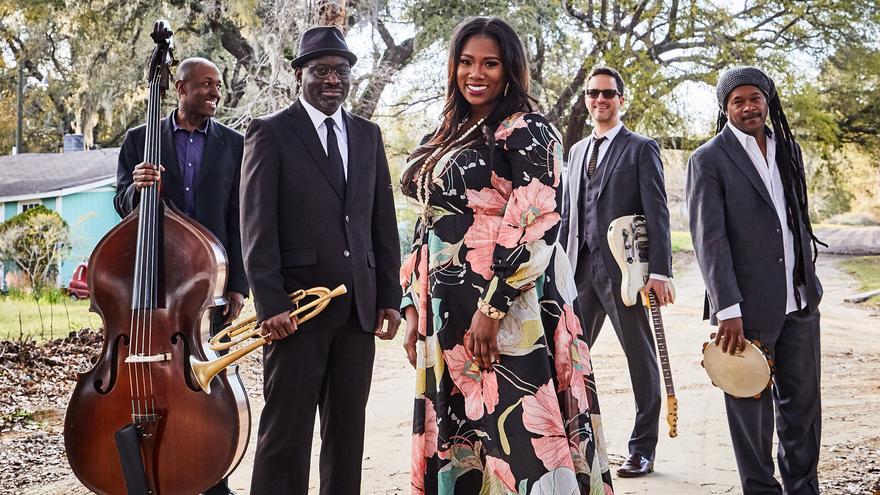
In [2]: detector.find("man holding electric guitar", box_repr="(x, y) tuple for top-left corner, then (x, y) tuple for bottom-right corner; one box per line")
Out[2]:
(561, 66), (674, 478)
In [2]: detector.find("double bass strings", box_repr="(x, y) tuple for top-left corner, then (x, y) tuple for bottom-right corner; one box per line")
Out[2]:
(128, 72), (162, 422)
(144, 72), (162, 419)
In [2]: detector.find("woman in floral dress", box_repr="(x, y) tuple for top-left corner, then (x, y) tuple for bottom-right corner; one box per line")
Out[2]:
(399, 17), (614, 495)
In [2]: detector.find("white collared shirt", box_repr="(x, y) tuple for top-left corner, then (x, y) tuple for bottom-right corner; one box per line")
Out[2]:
(716, 122), (805, 320)
(299, 95), (349, 179)
(584, 121), (668, 282)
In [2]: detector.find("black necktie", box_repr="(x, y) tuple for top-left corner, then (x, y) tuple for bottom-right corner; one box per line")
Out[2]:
(586, 136), (606, 179)
(324, 117), (346, 195)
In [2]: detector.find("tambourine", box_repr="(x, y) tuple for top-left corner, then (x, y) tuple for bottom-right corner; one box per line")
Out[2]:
(701, 336), (775, 399)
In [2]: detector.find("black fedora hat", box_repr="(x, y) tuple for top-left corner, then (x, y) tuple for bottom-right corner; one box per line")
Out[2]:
(291, 26), (358, 69)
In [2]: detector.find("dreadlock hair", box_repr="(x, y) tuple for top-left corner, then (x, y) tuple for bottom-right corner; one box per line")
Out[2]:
(717, 81), (826, 309)
(400, 17), (537, 194)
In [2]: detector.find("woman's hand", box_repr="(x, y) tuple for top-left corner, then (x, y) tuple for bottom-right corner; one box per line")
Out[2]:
(466, 310), (501, 370)
(403, 306), (419, 368)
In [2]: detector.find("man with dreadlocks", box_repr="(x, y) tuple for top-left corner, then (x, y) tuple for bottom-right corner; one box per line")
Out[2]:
(687, 66), (824, 494)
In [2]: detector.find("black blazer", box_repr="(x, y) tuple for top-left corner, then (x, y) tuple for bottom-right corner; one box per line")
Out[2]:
(562, 126), (673, 278)
(114, 111), (249, 296)
(240, 100), (401, 330)
(686, 125), (821, 331)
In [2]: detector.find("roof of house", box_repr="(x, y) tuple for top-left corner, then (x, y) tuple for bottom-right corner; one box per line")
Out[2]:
(0, 148), (119, 201)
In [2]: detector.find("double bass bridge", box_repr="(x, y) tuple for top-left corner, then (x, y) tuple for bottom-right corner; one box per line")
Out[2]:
(125, 353), (171, 363)
(132, 413), (161, 426)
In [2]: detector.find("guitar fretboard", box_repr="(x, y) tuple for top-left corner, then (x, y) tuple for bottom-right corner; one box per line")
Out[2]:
(647, 290), (675, 397)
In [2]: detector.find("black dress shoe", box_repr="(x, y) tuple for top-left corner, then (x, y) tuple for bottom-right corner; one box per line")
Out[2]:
(203, 478), (236, 495)
(616, 453), (654, 477)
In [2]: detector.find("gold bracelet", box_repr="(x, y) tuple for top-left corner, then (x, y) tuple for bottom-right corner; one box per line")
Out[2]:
(477, 299), (505, 320)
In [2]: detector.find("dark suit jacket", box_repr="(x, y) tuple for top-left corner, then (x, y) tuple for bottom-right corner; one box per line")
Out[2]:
(240, 100), (401, 331)
(113, 110), (249, 296)
(686, 125), (821, 331)
(562, 126), (673, 279)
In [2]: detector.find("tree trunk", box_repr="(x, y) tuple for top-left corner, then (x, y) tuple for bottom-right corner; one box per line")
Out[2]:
(563, 92), (588, 152)
(351, 36), (415, 119)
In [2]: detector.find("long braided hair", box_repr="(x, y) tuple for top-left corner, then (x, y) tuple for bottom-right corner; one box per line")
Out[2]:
(716, 79), (826, 307)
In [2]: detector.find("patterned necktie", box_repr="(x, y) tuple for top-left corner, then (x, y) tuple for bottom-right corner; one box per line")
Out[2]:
(324, 117), (346, 195)
(586, 136), (607, 179)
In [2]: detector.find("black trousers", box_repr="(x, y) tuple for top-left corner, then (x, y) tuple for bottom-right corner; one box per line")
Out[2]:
(725, 308), (821, 495)
(250, 314), (375, 495)
(574, 248), (662, 460)
(205, 307), (232, 495)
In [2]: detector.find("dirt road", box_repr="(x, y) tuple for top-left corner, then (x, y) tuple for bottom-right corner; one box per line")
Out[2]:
(221, 255), (880, 494)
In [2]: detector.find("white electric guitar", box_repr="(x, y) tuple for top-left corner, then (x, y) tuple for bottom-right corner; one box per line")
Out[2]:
(607, 214), (679, 437)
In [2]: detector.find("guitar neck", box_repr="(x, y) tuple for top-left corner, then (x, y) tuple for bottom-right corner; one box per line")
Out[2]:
(647, 290), (676, 397)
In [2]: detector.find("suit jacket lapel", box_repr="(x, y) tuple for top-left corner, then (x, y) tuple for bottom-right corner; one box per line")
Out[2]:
(567, 141), (586, 211)
(597, 127), (631, 197)
(286, 101), (345, 201)
(343, 111), (361, 206)
(719, 126), (775, 210)
(565, 140), (588, 264)
(197, 118), (225, 188)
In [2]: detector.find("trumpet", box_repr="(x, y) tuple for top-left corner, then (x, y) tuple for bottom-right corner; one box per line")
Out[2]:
(190, 284), (347, 393)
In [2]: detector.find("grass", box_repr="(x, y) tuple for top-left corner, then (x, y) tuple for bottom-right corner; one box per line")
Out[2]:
(671, 230), (693, 252)
(838, 256), (880, 308)
(0, 297), (100, 341)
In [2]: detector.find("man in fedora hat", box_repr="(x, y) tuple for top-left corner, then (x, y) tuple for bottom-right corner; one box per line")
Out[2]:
(240, 26), (401, 494)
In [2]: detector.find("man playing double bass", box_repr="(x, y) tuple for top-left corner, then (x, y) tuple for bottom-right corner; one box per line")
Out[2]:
(114, 56), (247, 495)
(240, 26), (401, 494)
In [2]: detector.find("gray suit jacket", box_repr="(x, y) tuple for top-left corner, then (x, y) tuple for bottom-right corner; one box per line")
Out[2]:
(561, 126), (673, 278)
(686, 126), (822, 331)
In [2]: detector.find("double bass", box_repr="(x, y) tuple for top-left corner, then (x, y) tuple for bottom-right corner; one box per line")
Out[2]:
(64, 21), (250, 494)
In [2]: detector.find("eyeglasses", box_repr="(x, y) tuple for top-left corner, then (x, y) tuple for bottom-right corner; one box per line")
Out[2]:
(307, 64), (351, 79)
(585, 89), (621, 99)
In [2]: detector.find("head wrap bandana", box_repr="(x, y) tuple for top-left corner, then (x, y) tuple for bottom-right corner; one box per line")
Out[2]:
(715, 66), (776, 110)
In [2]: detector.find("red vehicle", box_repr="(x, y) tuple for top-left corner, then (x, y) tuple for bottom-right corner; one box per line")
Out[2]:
(66, 262), (89, 300)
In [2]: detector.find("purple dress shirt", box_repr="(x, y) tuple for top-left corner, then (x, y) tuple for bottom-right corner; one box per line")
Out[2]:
(171, 112), (208, 217)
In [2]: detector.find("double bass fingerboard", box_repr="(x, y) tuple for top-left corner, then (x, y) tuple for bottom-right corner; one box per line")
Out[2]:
(130, 49), (169, 310)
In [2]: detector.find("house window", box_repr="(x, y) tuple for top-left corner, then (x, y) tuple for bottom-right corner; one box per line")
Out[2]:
(18, 201), (41, 213)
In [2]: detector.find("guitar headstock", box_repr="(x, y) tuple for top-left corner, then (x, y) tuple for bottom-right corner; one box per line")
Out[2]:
(667, 395), (679, 438)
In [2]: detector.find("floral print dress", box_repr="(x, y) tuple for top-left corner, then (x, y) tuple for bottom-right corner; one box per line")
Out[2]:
(401, 112), (614, 494)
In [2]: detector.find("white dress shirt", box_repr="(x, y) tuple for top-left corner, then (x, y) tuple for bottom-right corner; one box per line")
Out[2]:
(716, 123), (805, 320)
(299, 95), (349, 179)
(586, 121), (668, 282)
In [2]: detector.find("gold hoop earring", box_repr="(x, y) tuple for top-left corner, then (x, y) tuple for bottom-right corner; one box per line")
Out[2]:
(503, 83), (510, 97)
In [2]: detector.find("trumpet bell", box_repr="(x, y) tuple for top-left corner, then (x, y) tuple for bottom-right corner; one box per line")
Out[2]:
(190, 284), (347, 394)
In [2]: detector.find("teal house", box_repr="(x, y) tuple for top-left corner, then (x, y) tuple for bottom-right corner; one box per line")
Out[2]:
(0, 148), (120, 288)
